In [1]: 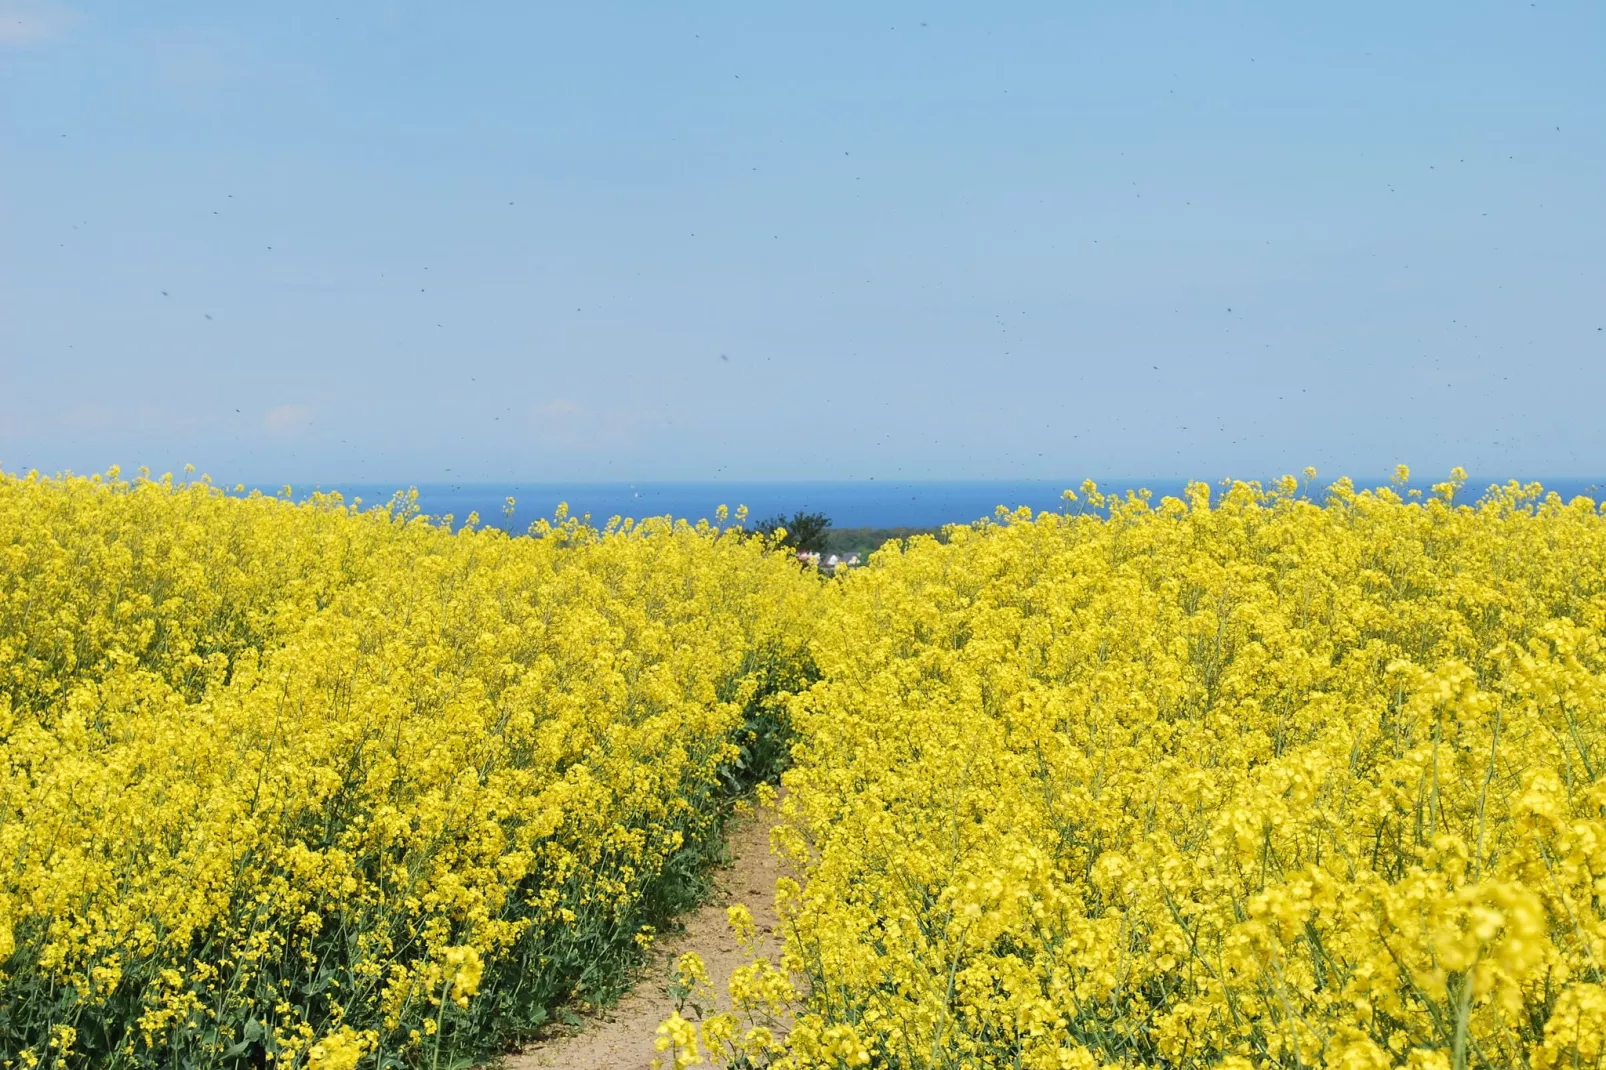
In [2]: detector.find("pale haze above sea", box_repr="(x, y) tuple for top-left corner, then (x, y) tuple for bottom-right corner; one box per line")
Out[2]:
(250, 478), (1606, 533)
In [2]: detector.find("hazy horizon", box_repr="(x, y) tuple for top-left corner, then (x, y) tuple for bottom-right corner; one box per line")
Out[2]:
(10, 471), (1598, 532)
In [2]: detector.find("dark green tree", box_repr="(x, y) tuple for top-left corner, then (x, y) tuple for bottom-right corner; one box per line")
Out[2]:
(753, 510), (831, 555)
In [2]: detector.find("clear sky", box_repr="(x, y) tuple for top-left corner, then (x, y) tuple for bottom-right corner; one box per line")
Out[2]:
(3, 1), (1603, 485)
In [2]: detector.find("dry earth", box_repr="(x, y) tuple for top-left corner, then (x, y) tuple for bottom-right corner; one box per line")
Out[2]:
(504, 796), (786, 1070)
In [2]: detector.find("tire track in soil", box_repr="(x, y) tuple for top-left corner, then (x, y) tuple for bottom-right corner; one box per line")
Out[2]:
(503, 796), (786, 1070)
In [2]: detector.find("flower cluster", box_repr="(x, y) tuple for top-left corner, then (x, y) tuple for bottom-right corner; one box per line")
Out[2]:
(0, 468), (816, 1068)
(735, 472), (1606, 1068)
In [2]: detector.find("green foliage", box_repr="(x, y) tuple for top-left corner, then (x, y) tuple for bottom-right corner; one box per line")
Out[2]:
(721, 640), (820, 791)
(752, 511), (832, 555)
(823, 526), (943, 557)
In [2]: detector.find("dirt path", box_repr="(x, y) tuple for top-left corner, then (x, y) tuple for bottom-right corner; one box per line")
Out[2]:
(505, 797), (786, 1070)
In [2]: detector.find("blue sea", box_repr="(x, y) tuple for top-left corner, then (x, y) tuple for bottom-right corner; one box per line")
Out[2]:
(265, 477), (1606, 533)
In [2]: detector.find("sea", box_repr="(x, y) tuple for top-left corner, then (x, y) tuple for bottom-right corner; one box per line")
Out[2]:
(257, 477), (1606, 533)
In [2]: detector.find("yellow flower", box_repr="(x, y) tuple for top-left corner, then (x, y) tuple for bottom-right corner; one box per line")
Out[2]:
(0, 467), (816, 1066)
(305, 1027), (373, 1070)
(655, 1011), (703, 1068)
(744, 471), (1606, 1069)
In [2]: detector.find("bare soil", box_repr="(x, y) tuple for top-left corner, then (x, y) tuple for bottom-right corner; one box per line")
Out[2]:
(503, 797), (786, 1070)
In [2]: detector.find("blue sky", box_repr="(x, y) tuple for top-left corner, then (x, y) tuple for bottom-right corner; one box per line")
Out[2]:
(3, 1), (1603, 484)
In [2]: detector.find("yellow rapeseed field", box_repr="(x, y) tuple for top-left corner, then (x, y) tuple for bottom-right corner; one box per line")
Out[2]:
(666, 470), (1606, 1070)
(0, 469), (817, 1069)
(7, 467), (1606, 1070)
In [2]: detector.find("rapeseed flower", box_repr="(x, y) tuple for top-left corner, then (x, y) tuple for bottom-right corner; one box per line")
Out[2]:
(0, 468), (817, 1067)
(704, 474), (1606, 1069)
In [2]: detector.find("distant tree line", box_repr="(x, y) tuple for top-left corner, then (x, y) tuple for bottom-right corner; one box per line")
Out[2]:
(751, 511), (942, 558)
(752, 510), (832, 555)
(822, 526), (944, 556)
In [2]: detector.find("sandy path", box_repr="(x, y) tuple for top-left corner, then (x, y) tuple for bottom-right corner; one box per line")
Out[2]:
(505, 797), (786, 1070)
